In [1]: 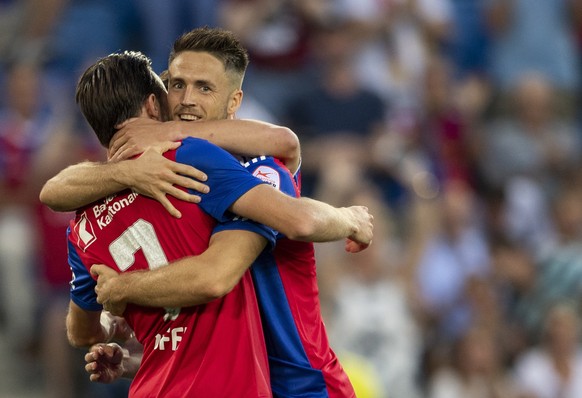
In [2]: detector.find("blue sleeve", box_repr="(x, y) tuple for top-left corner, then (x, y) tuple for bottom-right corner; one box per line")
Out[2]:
(241, 156), (299, 240)
(242, 156), (298, 198)
(175, 137), (267, 222)
(67, 230), (102, 311)
(214, 217), (277, 250)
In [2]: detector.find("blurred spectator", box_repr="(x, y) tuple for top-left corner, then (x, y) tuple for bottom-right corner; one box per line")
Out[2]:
(219, 0), (327, 120)
(283, 18), (387, 198)
(416, 55), (478, 186)
(332, 0), (453, 111)
(489, 235), (539, 363)
(476, 72), (580, 253)
(40, 0), (139, 116)
(322, 186), (423, 398)
(427, 325), (519, 398)
(503, 182), (582, 345)
(412, 180), (491, 344)
(477, 72), (580, 195)
(485, 0), (582, 96)
(0, 58), (110, 397)
(0, 0), (66, 67)
(132, 0), (219, 73)
(34, 117), (115, 397)
(0, 62), (54, 352)
(512, 302), (582, 398)
(45, 0), (137, 74)
(502, 177), (555, 259)
(369, 53), (487, 212)
(446, 0), (491, 79)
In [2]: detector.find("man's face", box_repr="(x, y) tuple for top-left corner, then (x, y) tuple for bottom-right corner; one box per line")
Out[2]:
(167, 51), (241, 122)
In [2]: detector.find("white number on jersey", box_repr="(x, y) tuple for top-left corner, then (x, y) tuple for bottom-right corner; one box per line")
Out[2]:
(108, 219), (180, 320)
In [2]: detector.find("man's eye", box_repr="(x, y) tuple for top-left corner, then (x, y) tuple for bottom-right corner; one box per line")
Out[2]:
(172, 82), (184, 89)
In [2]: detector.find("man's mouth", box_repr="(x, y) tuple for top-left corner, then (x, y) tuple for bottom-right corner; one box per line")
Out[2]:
(179, 114), (201, 121)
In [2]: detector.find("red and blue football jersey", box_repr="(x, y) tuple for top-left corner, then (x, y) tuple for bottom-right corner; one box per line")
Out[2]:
(68, 138), (275, 398)
(244, 156), (356, 398)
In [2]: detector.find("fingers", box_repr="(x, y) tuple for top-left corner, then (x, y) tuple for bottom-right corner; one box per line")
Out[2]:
(154, 141), (181, 154)
(169, 175), (208, 195)
(90, 264), (107, 277)
(158, 196), (183, 219)
(91, 264), (119, 278)
(110, 145), (140, 162)
(345, 238), (371, 253)
(171, 163), (208, 185)
(85, 345), (103, 363)
(109, 130), (129, 157)
(164, 185), (203, 203)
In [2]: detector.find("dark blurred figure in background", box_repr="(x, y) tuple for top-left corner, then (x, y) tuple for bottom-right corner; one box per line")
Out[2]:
(427, 325), (519, 398)
(512, 302), (582, 398)
(219, 0), (327, 121)
(133, 0), (219, 73)
(485, 0), (582, 101)
(283, 18), (387, 199)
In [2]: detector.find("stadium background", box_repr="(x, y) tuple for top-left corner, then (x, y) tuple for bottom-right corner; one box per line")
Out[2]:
(1, 0), (582, 397)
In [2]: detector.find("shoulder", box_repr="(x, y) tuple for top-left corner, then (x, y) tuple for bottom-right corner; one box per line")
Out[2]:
(178, 137), (224, 154)
(176, 137), (238, 167)
(242, 156), (299, 197)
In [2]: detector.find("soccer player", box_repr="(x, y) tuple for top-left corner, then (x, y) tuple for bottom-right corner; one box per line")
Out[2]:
(67, 50), (278, 397)
(44, 28), (372, 397)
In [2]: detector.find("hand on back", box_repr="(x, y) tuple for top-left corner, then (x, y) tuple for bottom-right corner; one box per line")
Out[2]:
(118, 146), (210, 217)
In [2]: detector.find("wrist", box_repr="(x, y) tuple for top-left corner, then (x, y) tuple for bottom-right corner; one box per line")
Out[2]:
(116, 271), (142, 303)
(168, 121), (187, 140)
(111, 160), (134, 190)
(100, 312), (117, 343)
(120, 346), (131, 377)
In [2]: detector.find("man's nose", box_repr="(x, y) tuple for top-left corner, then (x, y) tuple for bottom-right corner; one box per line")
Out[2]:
(181, 86), (197, 106)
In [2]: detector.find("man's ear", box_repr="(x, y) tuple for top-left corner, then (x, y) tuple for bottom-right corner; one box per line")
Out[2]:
(227, 89), (243, 118)
(145, 93), (161, 120)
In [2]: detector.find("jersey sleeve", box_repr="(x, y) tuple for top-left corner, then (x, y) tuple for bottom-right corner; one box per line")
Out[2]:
(240, 156), (300, 241)
(242, 156), (299, 199)
(67, 230), (102, 311)
(213, 218), (277, 250)
(175, 138), (267, 222)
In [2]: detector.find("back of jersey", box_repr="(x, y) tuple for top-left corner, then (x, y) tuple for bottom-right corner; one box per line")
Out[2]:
(68, 185), (270, 397)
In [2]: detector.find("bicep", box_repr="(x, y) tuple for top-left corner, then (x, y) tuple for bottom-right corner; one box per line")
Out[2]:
(229, 184), (304, 238)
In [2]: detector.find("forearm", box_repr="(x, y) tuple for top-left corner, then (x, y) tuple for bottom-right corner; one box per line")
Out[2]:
(40, 161), (131, 211)
(111, 231), (265, 308)
(293, 197), (359, 241)
(231, 185), (358, 242)
(115, 262), (219, 308)
(175, 119), (300, 172)
(66, 302), (109, 348)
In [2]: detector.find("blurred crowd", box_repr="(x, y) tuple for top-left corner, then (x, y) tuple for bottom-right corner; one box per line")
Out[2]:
(2, 0), (582, 397)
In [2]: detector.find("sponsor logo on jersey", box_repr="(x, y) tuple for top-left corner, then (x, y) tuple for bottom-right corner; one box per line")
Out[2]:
(75, 212), (96, 251)
(92, 192), (139, 230)
(252, 165), (280, 190)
